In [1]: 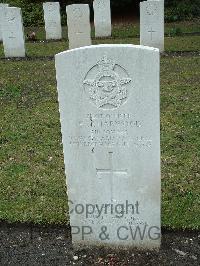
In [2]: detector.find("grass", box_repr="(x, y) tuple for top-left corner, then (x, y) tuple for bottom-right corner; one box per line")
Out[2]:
(24, 19), (200, 40)
(0, 20), (199, 57)
(0, 20), (200, 229)
(160, 57), (200, 229)
(0, 55), (200, 229)
(0, 61), (67, 224)
(0, 35), (199, 58)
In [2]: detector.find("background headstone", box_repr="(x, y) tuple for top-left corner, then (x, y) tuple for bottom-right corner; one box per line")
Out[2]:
(43, 2), (62, 40)
(55, 44), (161, 249)
(2, 7), (25, 57)
(140, 1), (164, 52)
(0, 3), (9, 42)
(93, 0), (112, 37)
(66, 4), (91, 49)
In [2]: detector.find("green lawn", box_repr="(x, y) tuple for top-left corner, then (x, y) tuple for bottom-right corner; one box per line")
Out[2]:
(0, 35), (199, 58)
(24, 19), (200, 40)
(0, 21), (200, 229)
(0, 20), (199, 57)
(0, 55), (199, 229)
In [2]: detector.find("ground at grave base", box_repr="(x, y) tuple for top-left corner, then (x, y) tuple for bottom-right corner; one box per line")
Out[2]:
(0, 222), (199, 265)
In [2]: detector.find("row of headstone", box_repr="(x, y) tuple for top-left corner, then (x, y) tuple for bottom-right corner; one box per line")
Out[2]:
(55, 43), (161, 249)
(0, 1), (164, 57)
(43, 1), (112, 42)
(140, 0), (164, 52)
(0, 5), (25, 57)
(0, 1), (111, 57)
(45, 1), (164, 51)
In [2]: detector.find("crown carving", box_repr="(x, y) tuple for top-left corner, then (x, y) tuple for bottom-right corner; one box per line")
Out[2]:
(97, 55), (115, 72)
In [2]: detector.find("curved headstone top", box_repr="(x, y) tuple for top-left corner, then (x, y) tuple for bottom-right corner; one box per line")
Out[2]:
(56, 44), (159, 57)
(55, 44), (161, 249)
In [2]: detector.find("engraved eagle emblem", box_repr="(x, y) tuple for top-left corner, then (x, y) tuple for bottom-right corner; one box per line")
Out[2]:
(83, 56), (132, 109)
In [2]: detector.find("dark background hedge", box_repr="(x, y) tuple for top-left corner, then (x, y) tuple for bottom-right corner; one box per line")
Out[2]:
(2, 0), (200, 26)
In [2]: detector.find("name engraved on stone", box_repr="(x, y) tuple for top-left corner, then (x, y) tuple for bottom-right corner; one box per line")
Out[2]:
(67, 111), (153, 148)
(96, 151), (128, 202)
(84, 56), (132, 109)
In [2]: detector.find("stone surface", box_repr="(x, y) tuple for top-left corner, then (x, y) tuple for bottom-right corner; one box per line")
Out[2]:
(140, 1), (164, 52)
(93, 0), (111, 37)
(0, 3), (9, 42)
(66, 4), (91, 49)
(55, 44), (161, 249)
(2, 7), (25, 57)
(43, 2), (62, 40)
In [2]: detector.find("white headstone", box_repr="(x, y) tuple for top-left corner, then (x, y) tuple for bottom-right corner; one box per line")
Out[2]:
(93, 0), (112, 37)
(2, 7), (25, 57)
(55, 44), (161, 249)
(0, 3), (9, 41)
(140, 1), (164, 52)
(43, 2), (62, 40)
(148, 0), (164, 3)
(66, 4), (91, 49)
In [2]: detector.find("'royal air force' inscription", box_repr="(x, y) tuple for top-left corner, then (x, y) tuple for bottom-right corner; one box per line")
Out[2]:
(68, 113), (152, 148)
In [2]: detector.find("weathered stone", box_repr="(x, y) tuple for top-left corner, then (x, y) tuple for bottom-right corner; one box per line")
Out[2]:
(2, 7), (25, 57)
(43, 2), (62, 40)
(55, 44), (161, 249)
(66, 4), (91, 49)
(0, 3), (9, 42)
(140, 1), (164, 52)
(93, 0), (111, 37)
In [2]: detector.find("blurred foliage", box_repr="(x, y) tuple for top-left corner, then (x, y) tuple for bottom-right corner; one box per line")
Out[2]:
(2, 0), (200, 27)
(165, 0), (200, 21)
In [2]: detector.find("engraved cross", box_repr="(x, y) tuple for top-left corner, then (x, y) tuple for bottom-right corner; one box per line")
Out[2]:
(148, 27), (156, 40)
(96, 151), (128, 202)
